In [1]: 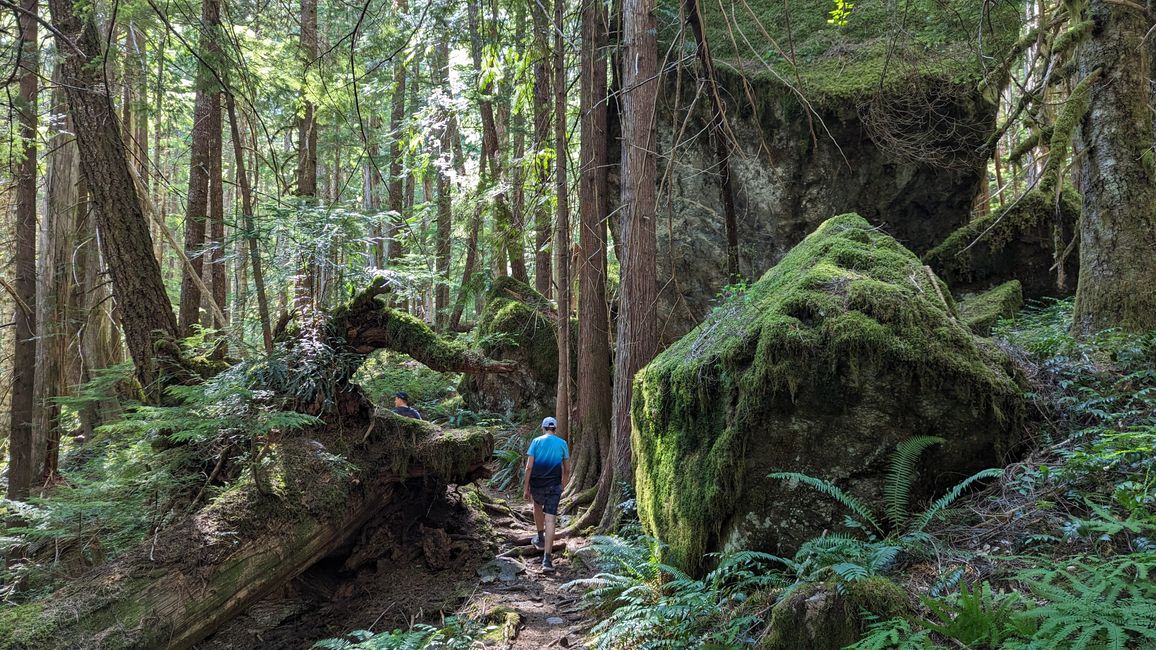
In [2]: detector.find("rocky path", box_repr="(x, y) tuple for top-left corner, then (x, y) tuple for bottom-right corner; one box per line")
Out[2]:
(467, 491), (597, 649)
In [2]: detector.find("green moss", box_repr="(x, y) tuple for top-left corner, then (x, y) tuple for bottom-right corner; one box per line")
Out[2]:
(632, 214), (1023, 573)
(0, 602), (52, 648)
(660, 0), (1022, 107)
(959, 281), (1024, 336)
(761, 577), (910, 650)
(923, 188), (1081, 285)
(476, 277), (557, 379)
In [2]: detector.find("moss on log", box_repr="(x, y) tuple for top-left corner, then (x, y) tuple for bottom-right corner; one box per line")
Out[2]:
(958, 280), (1024, 336)
(924, 189), (1081, 298)
(0, 413), (491, 650)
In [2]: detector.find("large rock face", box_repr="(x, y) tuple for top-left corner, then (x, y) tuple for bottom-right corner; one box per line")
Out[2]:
(459, 277), (559, 418)
(632, 215), (1024, 575)
(649, 0), (1021, 340)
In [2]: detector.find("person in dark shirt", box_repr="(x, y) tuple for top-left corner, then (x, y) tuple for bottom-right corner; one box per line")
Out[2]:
(390, 392), (422, 420)
(522, 416), (569, 574)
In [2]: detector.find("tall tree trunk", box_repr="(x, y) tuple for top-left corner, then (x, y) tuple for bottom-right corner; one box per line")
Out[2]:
(569, 0), (613, 498)
(295, 0), (320, 312)
(553, 0), (573, 439)
(684, 0), (740, 281)
(508, 0), (529, 283)
(8, 0), (38, 500)
(599, 0), (659, 530)
(226, 94), (274, 353)
(207, 93), (227, 332)
(179, 0), (222, 335)
(1071, 0), (1156, 334)
(387, 0), (409, 263)
(434, 40), (454, 329)
(530, 0), (554, 298)
(48, 0), (182, 395)
(35, 75), (79, 485)
(364, 115), (383, 268)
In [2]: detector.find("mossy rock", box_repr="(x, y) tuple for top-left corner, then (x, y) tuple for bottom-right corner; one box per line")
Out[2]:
(759, 578), (910, 650)
(632, 215), (1024, 575)
(958, 280), (1023, 336)
(459, 277), (560, 418)
(924, 189), (1081, 298)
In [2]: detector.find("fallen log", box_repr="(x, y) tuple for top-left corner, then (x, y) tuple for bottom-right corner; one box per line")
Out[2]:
(0, 413), (492, 649)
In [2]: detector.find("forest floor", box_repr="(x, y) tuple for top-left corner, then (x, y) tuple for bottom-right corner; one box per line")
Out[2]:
(197, 468), (597, 649)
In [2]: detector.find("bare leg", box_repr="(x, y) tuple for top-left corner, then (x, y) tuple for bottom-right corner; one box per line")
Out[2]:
(533, 502), (545, 535)
(543, 513), (557, 554)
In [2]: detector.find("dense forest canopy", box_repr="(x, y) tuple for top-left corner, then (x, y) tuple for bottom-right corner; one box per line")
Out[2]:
(1, 0), (1154, 646)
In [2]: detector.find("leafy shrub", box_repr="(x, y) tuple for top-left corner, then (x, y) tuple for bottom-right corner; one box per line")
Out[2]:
(564, 536), (785, 648)
(312, 616), (490, 649)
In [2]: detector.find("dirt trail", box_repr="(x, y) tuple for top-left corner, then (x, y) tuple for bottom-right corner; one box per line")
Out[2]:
(467, 491), (597, 649)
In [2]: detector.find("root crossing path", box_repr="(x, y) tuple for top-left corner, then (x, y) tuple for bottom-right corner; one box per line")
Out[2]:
(469, 491), (597, 649)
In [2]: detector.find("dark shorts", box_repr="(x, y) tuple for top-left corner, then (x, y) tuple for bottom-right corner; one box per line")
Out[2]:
(530, 483), (562, 516)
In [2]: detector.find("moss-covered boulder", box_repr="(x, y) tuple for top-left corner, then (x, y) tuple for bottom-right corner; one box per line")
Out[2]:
(958, 281), (1023, 336)
(650, 0), (1024, 340)
(632, 215), (1024, 574)
(924, 189), (1081, 298)
(760, 578), (911, 650)
(459, 277), (559, 417)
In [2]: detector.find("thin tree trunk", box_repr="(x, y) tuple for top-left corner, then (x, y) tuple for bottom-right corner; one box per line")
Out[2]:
(387, 0), (409, 263)
(226, 94), (274, 353)
(434, 40), (454, 328)
(8, 0), (38, 500)
(207, 91), (227, 331)
(598, 0), (659, 530)
(179, 0), (221, 335)
(684, 0), (739, 281)
(1071, 0), (1156, 334)
(48, 0), (182, 395)
(365, 115), (384, 268)
(531, 0), (554, 298)
(569, 0), (613, 496)
(295, 0), (320, 312)
(553, 0), (573, 440)
(508, 0), (529, 283)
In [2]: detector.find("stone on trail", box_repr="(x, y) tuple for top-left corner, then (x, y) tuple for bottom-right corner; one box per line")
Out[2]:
(632, 214), (1025, 575)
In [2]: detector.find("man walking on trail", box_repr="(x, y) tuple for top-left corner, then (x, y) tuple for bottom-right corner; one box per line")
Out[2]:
(522, 416), (569, 574)
(390, 392), (422, 420)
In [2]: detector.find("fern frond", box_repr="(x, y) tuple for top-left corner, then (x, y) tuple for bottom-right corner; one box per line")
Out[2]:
(769, 471), (884, 534)
(885, 436), (944, 528)
(909, 467), (1002, 532)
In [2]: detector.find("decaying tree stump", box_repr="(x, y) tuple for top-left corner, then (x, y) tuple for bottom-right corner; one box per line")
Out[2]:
(0, 282), (514, 649)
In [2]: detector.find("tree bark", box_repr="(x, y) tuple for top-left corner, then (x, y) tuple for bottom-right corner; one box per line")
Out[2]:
(599, 0), (659, 530)
(509, 0), (530, 284)
(295, 0), (320, 312)
(530, 0), (554, 298)
(1071, 0), (1156, 334)
(434, 40), (454, 329)
(207, 92), (227, 332)
(684, 0), (740, 281)
(226, 94), (274, 353)
(179, 0), (222, 335)
(386, 0), (409, 263)
(48, 0), (182, 395)
(554, 0), (573, 440)
(8, 0), (38, 501)
(570, 0), (613, 496)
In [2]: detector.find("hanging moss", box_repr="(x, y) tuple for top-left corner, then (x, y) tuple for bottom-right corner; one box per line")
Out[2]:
(959, 281), (1024, 336)
(923, 188), (1081, 297)
(632, 214), (1023, 574)
(1040, 69), (1100, 191)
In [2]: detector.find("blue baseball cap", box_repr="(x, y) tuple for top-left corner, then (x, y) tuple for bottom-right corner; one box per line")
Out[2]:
(541, 416), (557, 429)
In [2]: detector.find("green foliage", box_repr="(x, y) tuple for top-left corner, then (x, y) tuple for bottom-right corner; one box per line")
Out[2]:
(488, 429), (530, 492)
(565, 536), (785, 648)
(311, 616), (490, 649)
(920, 581), (1029, 647)
(353, 350), (463, 417)
(844, 617), (933, 650)
(827, 0), (855, 26)
(1010, 554), (1156, 649)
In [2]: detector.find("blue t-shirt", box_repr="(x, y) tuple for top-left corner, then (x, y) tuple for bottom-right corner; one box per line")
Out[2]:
(527, 434), (569, 487)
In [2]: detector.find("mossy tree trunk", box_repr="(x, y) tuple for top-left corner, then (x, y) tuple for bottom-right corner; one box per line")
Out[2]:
(554, 0), (574, 438)
(1071, 0), (1156, 334)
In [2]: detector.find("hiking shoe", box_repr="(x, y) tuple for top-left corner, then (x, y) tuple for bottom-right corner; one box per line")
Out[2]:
(531, 533), (544, 550)
(541, 555), (556, 574)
